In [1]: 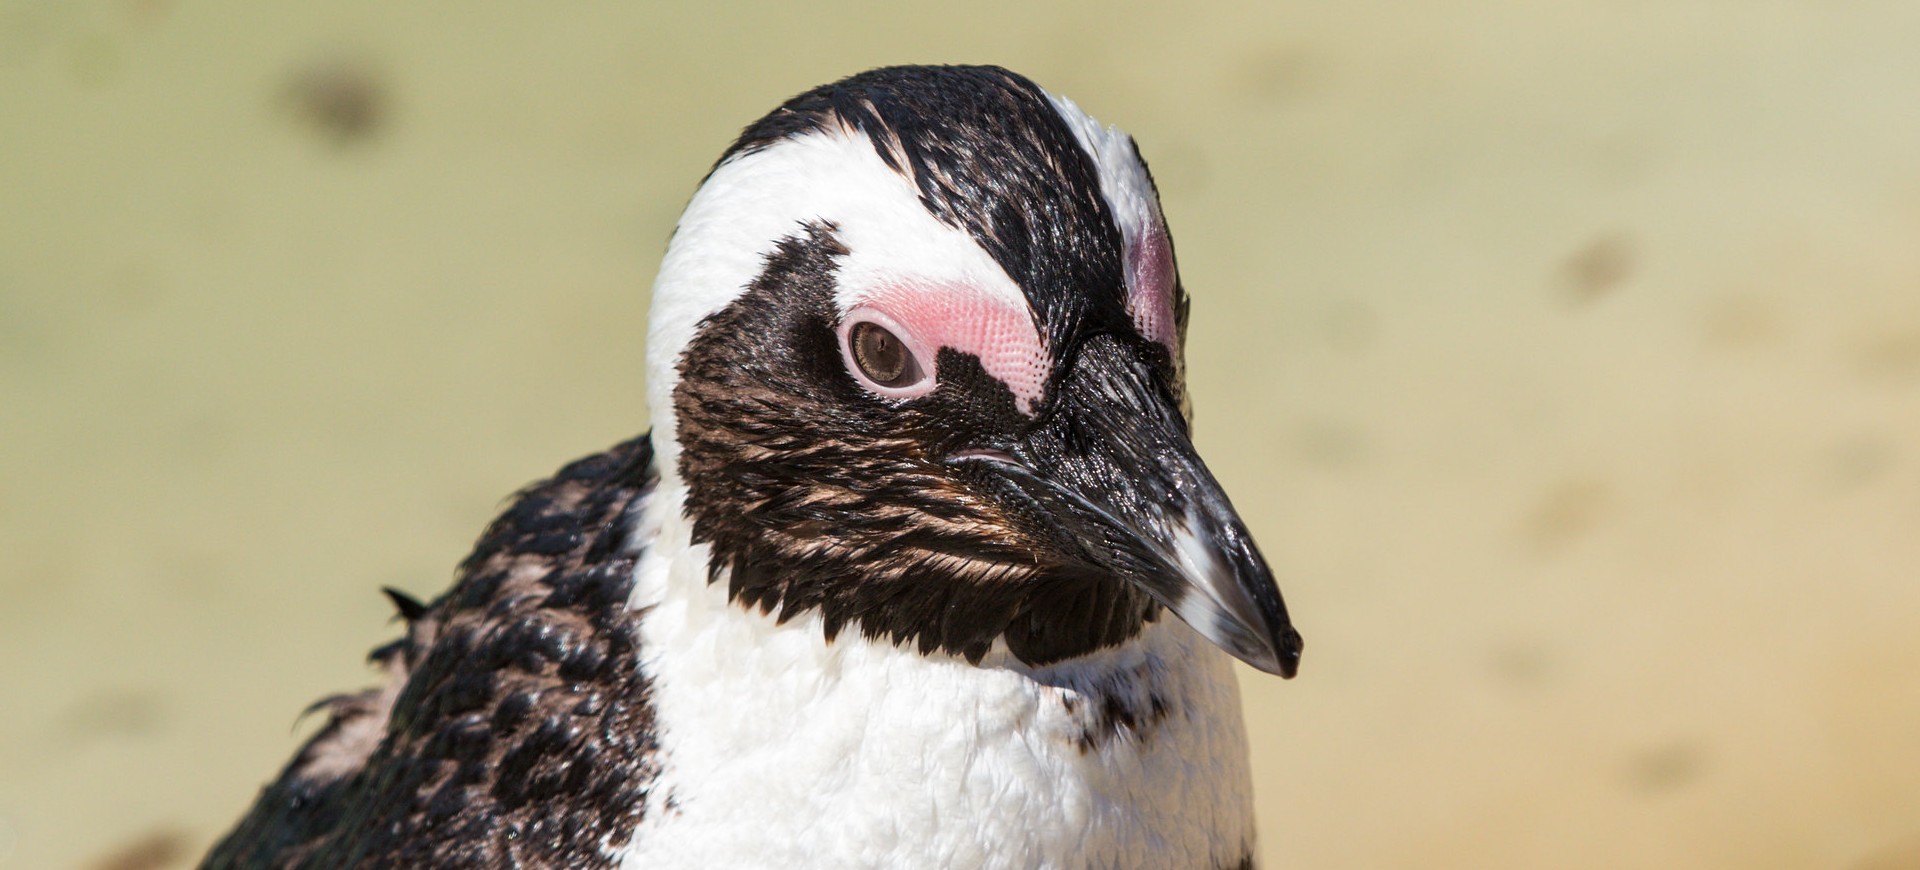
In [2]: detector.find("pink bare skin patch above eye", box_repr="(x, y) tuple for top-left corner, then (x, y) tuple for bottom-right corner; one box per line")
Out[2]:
(1125, 219), (1179, 352)
(844, 282), (1051, 415)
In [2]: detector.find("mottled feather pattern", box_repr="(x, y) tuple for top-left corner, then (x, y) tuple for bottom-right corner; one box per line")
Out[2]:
(204, 436), (661, 869)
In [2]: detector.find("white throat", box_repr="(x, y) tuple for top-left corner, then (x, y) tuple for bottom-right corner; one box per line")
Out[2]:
(617, 478), (1259, 869)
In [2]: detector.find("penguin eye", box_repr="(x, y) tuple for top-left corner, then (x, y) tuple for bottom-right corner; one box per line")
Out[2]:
(848, 320), (925, 389)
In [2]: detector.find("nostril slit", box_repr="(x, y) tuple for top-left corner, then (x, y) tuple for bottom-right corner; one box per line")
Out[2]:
(949, 448), (1017, 465)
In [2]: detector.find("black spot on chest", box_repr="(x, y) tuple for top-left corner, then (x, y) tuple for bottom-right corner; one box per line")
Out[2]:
(1043, 651), (1179, 753)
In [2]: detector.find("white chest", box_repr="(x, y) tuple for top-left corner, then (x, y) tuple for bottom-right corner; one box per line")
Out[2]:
(617, 498), (1259, 869)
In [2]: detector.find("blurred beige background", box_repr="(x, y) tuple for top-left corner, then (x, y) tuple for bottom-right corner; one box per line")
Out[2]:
(4, 1), (1919, 868)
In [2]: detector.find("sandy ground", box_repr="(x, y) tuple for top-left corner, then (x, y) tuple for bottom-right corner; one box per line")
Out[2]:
(3, 2), (1919, 868)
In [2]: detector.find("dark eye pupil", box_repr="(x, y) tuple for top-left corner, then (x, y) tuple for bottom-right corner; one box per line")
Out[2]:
(853, 322), (910, 386)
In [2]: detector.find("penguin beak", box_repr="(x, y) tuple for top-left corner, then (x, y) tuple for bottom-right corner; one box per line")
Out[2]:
(951, 336), (1304, 678)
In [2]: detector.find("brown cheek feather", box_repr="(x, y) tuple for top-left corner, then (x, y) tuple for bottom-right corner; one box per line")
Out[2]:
(672, 223), (1155, 665)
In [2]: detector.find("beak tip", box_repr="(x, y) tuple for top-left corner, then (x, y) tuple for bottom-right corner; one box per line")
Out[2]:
(1275, 626), (1303, 679)
(1229, 623), (1303, 679)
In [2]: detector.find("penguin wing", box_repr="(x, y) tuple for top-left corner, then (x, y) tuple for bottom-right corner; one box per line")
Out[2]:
(204, 434), (664, 869)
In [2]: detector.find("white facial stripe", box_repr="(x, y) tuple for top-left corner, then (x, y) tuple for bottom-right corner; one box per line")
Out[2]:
(648, 129), (1047, 472)
(1044, 93), (1179, 351)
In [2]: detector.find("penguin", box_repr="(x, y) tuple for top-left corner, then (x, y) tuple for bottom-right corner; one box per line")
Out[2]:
(204, 64), (1304, 870)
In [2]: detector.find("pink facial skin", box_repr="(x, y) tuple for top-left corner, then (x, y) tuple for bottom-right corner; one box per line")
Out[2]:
(838, 282), (1050, 415)
(1125, 219), (1179, 353)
